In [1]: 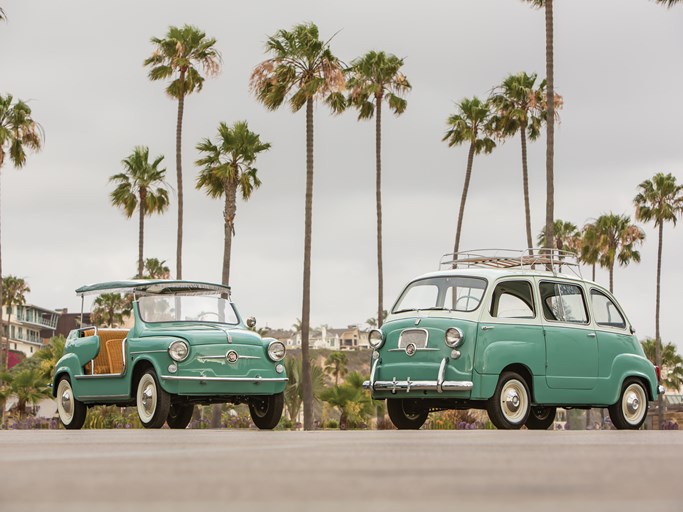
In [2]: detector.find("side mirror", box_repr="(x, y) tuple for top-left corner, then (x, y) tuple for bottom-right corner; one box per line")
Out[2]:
(629, 326), (636, 335)
(246, 317), (257, 328)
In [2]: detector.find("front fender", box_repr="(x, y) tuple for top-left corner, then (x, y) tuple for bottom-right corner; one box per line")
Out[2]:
(475, 339), (545, 377)
(51, 353), (84, 397)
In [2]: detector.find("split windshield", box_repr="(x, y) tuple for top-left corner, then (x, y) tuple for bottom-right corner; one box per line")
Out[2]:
(392, 276), (487, 313)
(137, 295), (239, 325)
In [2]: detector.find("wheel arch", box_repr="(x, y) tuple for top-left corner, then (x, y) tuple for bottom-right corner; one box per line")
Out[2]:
(500, 363), (534, 399)
(130, 358), (158, 398)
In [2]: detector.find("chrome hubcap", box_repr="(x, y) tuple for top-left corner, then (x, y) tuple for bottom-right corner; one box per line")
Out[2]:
(500, 379), (528, 423)
(61, 390), (73, 415)
(622, 383), (646, 425)
(141, 385), (155, 414)
(137, 374), (157, 422)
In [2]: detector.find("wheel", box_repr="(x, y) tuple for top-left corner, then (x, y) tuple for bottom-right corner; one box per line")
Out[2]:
(166, 403), (194, 429)
(136, 369), (171, 429)
(249, 393), (284, 430)
(386, 399), (428, 430)
(525, 406), (557, 430)
(56, 376), (87, 430)
(487, 371), (531, 429)
(608, 379), (648, 430)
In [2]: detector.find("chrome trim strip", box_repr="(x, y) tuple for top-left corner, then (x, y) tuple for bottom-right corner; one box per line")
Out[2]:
(437, 357), (448, 393)
(130, 350), (169, 356)
(398, 328), (429, 349)
(75, 373), (127, 380)
(372, 379), (473, 393)
(160, 375), (288, 382)
(197, 355), (260, 360)
(79, 394), (129, 400)
(388, 348), (440, 352)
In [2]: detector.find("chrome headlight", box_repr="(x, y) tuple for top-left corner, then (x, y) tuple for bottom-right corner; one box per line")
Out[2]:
(445, 327), (464, 348)
(368, 329), (384, 349)
(267, 340), (286, 362)
(168, 340), (189, 362)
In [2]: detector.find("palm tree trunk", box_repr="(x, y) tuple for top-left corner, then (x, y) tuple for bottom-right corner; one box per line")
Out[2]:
(520, 124), (533, 255)
(592, 263), (596, 282)
(175, 70), (186, 280)
(609, 264), (614, 293)
(138, 189), (146, 279)
(544, 0), (555, 252)
(0, 171), (5, 370)
(301, 98), (314, 431)
(222, 180), (238, 286)
(375, 95), (384, 328)
(453, 142), (476, 256)
(655, 221), (664, 429)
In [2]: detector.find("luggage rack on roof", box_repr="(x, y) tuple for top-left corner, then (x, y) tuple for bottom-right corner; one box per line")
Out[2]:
(439, 248), (582, 278)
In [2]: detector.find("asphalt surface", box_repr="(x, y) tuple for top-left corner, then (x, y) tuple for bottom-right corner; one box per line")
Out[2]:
(0, 429), (681, 512)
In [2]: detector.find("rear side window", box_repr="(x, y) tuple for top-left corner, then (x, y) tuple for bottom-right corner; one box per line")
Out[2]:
(539, 282), (589, 324)
(591, 290), (626, 329)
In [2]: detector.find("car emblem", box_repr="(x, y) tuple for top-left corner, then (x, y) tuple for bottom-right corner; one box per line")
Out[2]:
(226, 350), (239, 363)
(405, 343), (417, 357)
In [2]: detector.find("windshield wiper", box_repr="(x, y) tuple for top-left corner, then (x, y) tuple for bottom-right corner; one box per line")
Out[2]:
(392, 307), (446, 314)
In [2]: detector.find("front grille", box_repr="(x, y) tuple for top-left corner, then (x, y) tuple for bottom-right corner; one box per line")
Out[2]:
(397, 329), (428, 349)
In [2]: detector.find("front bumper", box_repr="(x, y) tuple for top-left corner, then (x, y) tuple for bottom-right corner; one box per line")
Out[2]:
(362, 357), (473, 394)
(658, 385), (665, 395)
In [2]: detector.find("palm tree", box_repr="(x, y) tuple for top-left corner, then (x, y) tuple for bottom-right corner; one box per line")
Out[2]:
(592, 213), (645, 293)
(443, 97), (496, 256)
(525, 0), (556, 250)
(196, 121), (271, 286)
(1, 275), (29, 370)
(250, 22), (345, 430)
(324, 351), (348, 386)
(283, 355), (325, 427)
(634, 172), (683, 428)
(0, 367), (51, 418)
(34, 335), (66, 380)
(144, 25), (222, 279)
(490, 72), (559, 253)
(655, 1), (680, 6)
(0, 94), (43, 367)
(537, 219), (579, 268)
(91, 293), (131, 328)
(110, 146), (169, 278)
(346, 51), (411, 328)
(579, 222), (600, 281)
(143, 258), (171, 279)
(641, 339), (683, 392)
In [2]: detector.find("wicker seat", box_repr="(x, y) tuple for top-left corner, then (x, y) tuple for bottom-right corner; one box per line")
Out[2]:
(83, 329), (128, 374)
(105, 338), (125, 374)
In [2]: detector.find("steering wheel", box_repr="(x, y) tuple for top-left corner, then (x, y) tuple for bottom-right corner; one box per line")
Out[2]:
(198, 311), (219, 321)
(455, 295), (479, 310)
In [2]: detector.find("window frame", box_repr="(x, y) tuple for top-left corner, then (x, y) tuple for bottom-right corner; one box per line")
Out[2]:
(539, 280), (591, 325)
(489, 279), (537, 320)
(590, 288), (628, 331)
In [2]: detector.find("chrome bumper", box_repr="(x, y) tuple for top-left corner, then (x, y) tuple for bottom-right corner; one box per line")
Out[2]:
(658, 385), (665, 395)
(161, 375), (288, 383)
(362, 357), (473, 394)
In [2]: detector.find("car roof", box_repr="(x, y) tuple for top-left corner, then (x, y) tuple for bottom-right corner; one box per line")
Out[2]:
(75, 280), (231, 296)
(411, 267), (595, 286)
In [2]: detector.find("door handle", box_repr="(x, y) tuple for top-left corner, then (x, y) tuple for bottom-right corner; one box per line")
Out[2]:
(481, 326), (495, 331)
(587, 333), (596, 338)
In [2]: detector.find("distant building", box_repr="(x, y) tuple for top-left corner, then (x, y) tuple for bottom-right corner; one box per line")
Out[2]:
(2, 304), (60, 361)
(51, 308), (91, 338)
(339, 326), (369, 351)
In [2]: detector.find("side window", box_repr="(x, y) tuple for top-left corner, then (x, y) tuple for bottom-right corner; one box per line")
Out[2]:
(490, 281), (535, 319)
(539, 282), (589, 324)
(591, 290), (626, 329)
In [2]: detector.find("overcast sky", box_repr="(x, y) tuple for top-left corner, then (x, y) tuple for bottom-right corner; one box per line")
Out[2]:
(1, 0), (682, 349)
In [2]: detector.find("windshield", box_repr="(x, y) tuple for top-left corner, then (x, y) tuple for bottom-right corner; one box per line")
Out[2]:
(393, 276), (487, 313)
(137, 295), (239, 325)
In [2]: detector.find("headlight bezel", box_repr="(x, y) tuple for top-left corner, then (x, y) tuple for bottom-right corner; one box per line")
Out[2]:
(267, 340), (286, 362)
(168, 340), (190, 362)
(368, 329), (385, 349)
(444, 327), (464, 348)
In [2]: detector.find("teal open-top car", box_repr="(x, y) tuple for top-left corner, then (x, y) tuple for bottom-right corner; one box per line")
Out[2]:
(52, 280), (287, 430)
(364, 249), (663, 430)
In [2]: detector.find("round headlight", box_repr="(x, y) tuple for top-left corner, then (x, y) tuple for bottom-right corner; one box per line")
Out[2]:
(368, 329), (384, 349)
(168, 340), (189, 362)
(445, 327), (464, 348)
(267, 340), (286, 362)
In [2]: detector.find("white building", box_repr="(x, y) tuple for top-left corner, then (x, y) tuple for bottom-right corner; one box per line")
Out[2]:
(2, 303), (60, 358)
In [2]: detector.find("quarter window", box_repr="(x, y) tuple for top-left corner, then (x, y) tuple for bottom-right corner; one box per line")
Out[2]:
(539, 282), (589, 324)
(591, 290), (626, 329)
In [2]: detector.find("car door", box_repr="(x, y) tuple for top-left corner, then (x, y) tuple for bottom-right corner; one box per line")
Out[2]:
(589, 288), (633, 379)
(476, 278), (545, 378)
(538, 280), (598, 390)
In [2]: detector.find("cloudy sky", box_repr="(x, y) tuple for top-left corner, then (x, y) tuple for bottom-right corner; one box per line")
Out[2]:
(1, 1), (682, 348)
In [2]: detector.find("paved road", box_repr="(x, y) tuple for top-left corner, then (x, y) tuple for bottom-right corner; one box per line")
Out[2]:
(0, 429), (680, 512)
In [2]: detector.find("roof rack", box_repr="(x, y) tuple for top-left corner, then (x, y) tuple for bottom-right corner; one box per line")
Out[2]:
(439, 248), (582, 278)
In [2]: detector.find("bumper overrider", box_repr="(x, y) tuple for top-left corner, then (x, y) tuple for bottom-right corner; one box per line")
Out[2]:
(362, 357), (473, 394)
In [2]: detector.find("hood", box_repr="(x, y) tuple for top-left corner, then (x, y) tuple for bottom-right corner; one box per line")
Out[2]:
(140, 323), (264, 346)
